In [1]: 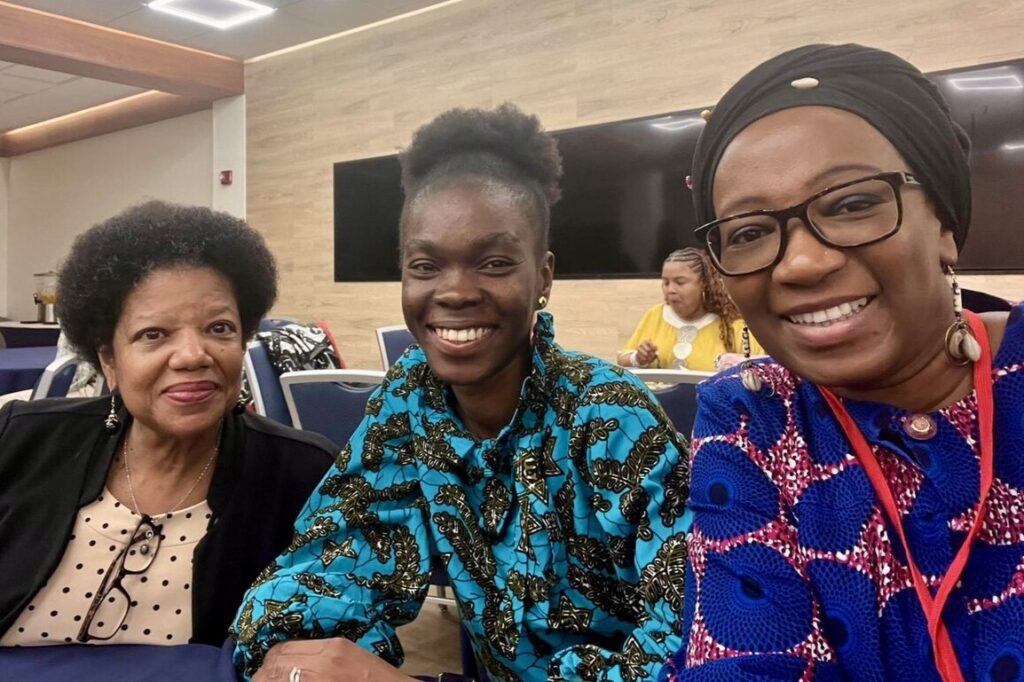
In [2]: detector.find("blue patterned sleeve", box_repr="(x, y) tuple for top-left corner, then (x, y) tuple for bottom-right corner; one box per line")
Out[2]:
(550, 371), (691, 682)
(660, 372), (839, 681)
(230, 366), (430, 679)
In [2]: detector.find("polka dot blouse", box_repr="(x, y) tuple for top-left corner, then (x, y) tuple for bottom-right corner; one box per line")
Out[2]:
(1, 489), (211, 646)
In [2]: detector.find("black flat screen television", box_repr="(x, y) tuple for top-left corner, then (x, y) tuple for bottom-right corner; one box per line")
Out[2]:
(335, 59), (1024, 282)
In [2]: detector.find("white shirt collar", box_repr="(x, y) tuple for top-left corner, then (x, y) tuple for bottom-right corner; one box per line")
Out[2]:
(662, 305), (717, 330)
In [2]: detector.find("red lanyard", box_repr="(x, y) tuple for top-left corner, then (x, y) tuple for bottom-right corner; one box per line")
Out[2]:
(819, 311), (994, 682)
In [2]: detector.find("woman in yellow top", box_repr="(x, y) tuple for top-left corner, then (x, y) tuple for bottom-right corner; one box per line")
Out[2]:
(618, 248), (763, 371)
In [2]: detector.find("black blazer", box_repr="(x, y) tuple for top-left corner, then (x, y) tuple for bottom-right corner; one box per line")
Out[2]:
(0, 397), (336, 644)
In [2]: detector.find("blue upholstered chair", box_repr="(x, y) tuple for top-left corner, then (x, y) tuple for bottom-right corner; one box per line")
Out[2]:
(375, 325), (416, 369)
(257, 316), (299, 332)
(962, 288), (1012, 313)
(626, 368), (711, 438)
(30, 354), (80, 400)
(281, 369), (483, 679)
(243, 341), (292, 426)
(279, 369), (386, 448)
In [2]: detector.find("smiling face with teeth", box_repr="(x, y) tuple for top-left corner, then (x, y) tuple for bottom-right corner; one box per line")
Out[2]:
(711, 106), (960, 392)
(401, 181), (554, 406)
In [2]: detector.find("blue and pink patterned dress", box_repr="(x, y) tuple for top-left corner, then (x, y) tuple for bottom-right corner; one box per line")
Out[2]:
(662, 303), (1024, 681)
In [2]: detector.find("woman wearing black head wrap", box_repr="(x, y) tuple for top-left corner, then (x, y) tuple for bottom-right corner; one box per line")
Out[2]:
(661, 45), (1022, 682)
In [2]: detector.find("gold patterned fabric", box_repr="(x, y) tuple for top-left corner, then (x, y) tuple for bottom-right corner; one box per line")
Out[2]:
(231, 313), (690, 681)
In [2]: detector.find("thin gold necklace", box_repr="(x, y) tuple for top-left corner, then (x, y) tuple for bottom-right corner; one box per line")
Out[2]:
(122, 426), (220, 516)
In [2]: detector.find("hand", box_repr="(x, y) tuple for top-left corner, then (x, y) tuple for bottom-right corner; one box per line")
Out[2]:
(635, 341), (659, 367)
(252, 638), (416, 682)
(714, 352), (746, 371)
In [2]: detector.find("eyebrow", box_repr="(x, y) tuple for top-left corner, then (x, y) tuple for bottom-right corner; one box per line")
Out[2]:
(721, 163), (885, 213)
(129, 303), (236, 323)
(405, 231), (525, 253)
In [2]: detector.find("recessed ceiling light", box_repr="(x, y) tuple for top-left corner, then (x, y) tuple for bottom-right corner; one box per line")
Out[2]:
(147, 0), (275, 30)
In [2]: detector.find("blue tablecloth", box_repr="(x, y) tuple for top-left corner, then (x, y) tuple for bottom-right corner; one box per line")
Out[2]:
(0, 346), (57, 394)
(0, 324), (61, 348)
(0, 640), (240, 681)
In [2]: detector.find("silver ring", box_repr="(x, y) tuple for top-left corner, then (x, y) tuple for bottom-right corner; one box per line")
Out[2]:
(288, 667), (303, 682)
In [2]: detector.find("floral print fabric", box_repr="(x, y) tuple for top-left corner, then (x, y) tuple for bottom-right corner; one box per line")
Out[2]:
(233, 313), (690, 682)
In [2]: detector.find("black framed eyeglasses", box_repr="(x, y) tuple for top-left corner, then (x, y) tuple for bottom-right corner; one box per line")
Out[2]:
(696, 171), (922, 276)
(76, 514), (163, 642)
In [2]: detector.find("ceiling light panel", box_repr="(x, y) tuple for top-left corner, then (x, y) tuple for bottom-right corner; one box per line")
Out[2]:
(147, 0), (275, 30)
(947, 74), (1024, 91)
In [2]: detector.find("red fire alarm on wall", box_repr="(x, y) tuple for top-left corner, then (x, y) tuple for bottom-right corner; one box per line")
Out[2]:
(219, 170), (233, 186)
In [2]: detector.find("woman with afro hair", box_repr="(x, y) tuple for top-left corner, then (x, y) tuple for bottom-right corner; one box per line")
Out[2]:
(233, 103), (691, 682)
(0, 201), (335, 649)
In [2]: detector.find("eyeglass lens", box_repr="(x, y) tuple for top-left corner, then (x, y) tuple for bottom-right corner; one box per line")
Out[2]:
(709, 177), (900, 275)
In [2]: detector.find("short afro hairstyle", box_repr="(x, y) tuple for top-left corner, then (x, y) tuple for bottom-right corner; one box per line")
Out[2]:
(58, 200), (278, 367)
(398, 102), (563, 253)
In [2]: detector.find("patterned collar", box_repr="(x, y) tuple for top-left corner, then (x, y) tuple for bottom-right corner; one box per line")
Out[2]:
(528, 311), (556, 385)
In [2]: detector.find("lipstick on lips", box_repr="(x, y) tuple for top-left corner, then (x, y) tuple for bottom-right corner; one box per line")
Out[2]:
(164, 381), (217, 404)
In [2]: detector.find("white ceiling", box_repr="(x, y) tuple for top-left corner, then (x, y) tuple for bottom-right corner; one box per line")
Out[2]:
(0, 61), (146, 132)
(0, 0), (448, 134)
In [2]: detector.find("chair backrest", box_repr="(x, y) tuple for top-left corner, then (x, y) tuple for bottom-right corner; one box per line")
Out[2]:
(626, 368), (710, 437)
(375, 325), (416, 369)
(243, 341), (292, 425)
(962, 288), (1013, 312)
(258, 316), (300, 332)
(280, 369), (386, 448)
(31, 354), (78, 399)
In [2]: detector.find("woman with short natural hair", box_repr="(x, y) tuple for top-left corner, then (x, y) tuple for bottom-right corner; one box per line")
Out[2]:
(0, 201), (334, 647)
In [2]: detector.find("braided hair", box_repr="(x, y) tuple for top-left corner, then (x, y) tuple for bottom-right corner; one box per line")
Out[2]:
(664, 247), (739, 352)
(398, 102), (562, 254)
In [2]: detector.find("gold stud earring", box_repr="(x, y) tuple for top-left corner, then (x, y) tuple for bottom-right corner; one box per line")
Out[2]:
(537, 296), (548, 310)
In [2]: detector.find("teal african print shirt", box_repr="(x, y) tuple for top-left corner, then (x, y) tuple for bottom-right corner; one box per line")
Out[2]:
(231, 313), (690, 681)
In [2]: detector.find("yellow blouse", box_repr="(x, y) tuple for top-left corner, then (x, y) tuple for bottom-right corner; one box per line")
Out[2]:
(621, 304), (764, 371)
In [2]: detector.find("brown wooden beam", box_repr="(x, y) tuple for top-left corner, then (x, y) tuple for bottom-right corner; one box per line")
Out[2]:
(0, 1), (242, 100)
(0, 91), (210, 157)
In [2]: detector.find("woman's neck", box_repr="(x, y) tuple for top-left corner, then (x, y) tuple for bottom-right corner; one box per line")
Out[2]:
(451, 346), (532, 441)
(828, 343), (974, 414)
(106, 418), (222, 515)
(125, 420), (222, 474)
(829, 312), (1010, 413)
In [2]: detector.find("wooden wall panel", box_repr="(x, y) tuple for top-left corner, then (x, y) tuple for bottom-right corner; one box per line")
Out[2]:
(246, 0), (1024, 370)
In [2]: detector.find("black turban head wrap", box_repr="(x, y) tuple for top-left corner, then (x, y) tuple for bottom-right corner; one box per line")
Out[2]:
(691, 43), (972, 251)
